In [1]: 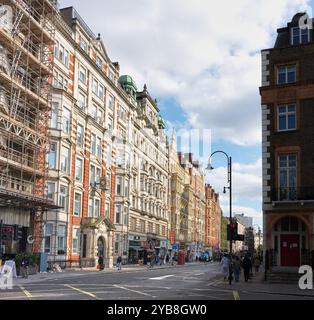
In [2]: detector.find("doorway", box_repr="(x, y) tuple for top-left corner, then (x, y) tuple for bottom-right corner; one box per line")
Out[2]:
(280, 234), (300, 267)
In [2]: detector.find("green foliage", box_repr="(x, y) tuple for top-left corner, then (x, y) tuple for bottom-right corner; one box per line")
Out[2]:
(14, 253), (40, 267)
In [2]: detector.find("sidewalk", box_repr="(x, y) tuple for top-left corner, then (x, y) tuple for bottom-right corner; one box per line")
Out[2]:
(212, 267), (314, 297)
(12, 261), (211, 285)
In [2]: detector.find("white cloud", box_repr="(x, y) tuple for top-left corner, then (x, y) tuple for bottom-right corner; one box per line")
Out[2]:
(206, 159), (262, 201)
(60, 0), (311, 146)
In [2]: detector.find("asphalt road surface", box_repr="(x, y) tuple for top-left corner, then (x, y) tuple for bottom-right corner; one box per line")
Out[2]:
(1, 263), (313, 300)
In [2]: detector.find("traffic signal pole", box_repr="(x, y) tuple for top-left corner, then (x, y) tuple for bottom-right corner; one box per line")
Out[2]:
(228, 157), (233, 285)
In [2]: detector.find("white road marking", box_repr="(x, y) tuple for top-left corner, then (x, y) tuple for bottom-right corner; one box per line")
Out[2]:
(194, 273), (204, 276)
(18, 285), (32, 299)
(233, 291), (240, 300)
(149, 275), (174, 280)
(64, 284), (99, 299)
(113, 284), (152, 297)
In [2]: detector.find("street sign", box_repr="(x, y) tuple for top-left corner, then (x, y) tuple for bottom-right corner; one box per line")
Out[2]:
(172, 244), (178, 250)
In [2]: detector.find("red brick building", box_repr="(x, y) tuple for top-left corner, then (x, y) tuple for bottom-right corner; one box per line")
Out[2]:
(260, 12), (314, 268)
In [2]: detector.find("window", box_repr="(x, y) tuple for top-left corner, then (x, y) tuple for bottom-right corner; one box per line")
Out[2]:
(106, 173), (111, 193)
(140, 220), (145, 233)
(80, 37), (87, 52)
(148, 222), (153, 233)
(278, 104), (296, 131)
(96, 137), (102, 159)
(90, 133), (96, 155)
(277, 65), (296, 84)
(78, 92), (86, 110)
(96, 167), (101, 185)
(89, 104), (97, 119)
(130, 217), (136, 231)
(77, 124), (84, 147)
(54, 40), (59, 58)
(51, 102), (58, 128)
(292, 27), (309, 45)
(107, 117), (113, 135)
(109, 70), (114, 82)
(75, 158), (83, 182)
(155, 224), (160, 235)
(72, 228), (80, 254)
(58, 44), (69, 66)
(47, 182), (55, 200)
(125, 180), (129, 197)
(57, 225), (66, 253)
(105, 202), (110, 218)
(74, 192), (82, 216)
(97, 109), (103, 125)
(88, 197), (94, 217)
(92, 78), (104, 99)
(48, 143), (56, 168)
(119, 106), (126, 122)
(90, 165), (95, 186)
(115, 204), (121, 224)
(114, 234), (120, 254)
(95, 199), (100, 217)
(79, 65), (87, 83)
(96, 56), (102, 69)
(44, 223), (53, 253)
(162, 226), (166, 236)
(53, 71), (68, 90)
(123, 207), (128, 225)
(61, 146), (70, 173)
(116, 176), (122, 195)
(279, 154), (297, 200)
(108, 95), (114, 110)
(106, 144), (111, 167)
(59, 185), (68, 212)
(62, 107), (71, 134)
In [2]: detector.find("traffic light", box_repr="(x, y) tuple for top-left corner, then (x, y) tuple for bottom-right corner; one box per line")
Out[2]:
(227, 223), (237, 241)
(14, 225), (23, 241)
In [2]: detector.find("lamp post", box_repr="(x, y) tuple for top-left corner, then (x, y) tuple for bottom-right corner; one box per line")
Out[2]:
(207, 151), (233, 285)
(253, 224), (261, 259)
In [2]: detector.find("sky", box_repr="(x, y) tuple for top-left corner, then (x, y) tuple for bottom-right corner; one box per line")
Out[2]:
(59, 0), (313, 229)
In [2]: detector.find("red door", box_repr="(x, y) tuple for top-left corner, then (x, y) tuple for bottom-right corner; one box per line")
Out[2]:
(280, 235), (300, 266)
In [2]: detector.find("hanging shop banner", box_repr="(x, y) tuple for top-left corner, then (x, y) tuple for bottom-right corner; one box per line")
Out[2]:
(169, 230), (175, 245)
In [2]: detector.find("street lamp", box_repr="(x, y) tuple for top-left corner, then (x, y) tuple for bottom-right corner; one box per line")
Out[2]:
(206, 151), (233, 285)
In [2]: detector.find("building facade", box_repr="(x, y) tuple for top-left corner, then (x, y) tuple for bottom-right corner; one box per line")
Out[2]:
(204, 184), (222, 255)
(260, 12), (314, 267)
(0, 0), (58, 257)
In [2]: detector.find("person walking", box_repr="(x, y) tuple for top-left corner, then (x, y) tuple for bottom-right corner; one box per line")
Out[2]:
(220, 254), (229, 281)
(116, 256), (122, 271)
(254, 256), (261, 273)
(98, 256), (104, 271)
(242, 255), (252, 282)
(233, 256), (241, 282)
(20, 256), (29, 279)
(147, 254), (152, 269)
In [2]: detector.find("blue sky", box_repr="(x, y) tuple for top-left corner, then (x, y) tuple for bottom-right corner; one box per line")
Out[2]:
(59, 0), (313, 228)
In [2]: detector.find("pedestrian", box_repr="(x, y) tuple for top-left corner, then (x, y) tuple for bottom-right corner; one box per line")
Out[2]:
(116, 256), (122, 271)
(98, 255), (104, 271)
(166, 254), (169, 264)
(242, 254), (252, 282)
(220, 254), (229, 281)
(233, 256), (241, 282)
(254, 256), (261, 273)
(20, 256), (29, 279)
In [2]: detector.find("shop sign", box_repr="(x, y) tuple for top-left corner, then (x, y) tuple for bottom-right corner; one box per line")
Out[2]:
(172, 244), (178, 250)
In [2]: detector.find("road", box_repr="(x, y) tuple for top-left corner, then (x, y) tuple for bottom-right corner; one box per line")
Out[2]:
(1, 263), (313, 300)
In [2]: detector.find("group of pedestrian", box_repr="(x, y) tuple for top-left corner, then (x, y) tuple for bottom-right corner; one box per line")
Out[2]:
(220, 253), (261, 283)
(97, 255), (123, 271)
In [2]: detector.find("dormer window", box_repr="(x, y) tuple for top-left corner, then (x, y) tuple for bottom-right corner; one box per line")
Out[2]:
(291, 27), (309, 45)
(80, 36), (88, 52)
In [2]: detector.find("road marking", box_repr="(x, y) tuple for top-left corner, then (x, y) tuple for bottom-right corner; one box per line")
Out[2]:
(113, 284), (152, 297)
(64, 284), (99, 299)
(149, 275), (174, 280)
(18, 285), (32, 299)
(233, 290), (240, 300)
(194, 273), (204, 276)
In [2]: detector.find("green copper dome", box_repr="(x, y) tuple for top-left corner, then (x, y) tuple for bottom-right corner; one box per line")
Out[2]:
(158, 116), (166, 129)
(118, 75), (137, 97)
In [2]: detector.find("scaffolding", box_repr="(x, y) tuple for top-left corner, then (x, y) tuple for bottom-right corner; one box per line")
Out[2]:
(0, 0), (59, 252)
